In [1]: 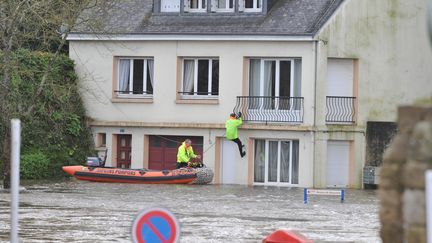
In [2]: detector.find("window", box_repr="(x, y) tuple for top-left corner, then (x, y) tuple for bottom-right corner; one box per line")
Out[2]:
(242, 0), (262, 12)
(248, 58), (301, 110)
(117, 58), (154, 98)
(215, 0), (234, 12)
(96, 133), (106, 147)
(249, 58), (301, 98)
(254, 139), (299, 185)
(186, 0), (207, 12)
(181, 58), (219, 98)
(161, 0), (180, 12)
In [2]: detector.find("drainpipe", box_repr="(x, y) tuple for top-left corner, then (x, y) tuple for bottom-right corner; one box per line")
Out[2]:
(429, 0), (432, 45)
(312, 40), (319, 188)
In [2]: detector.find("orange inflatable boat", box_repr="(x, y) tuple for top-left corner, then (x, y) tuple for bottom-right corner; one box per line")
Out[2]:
(62, 165), (214, 184)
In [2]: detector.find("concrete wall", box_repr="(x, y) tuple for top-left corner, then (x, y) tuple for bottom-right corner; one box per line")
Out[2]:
(69, 40), (316, 125)
(317, 0), (432, 124)
(313, 0), (432, 188)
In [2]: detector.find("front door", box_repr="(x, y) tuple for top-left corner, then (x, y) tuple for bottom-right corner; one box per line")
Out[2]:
(253, 139), (299, 185)
(117, 135), (132, 168)
(221, 140), (237, 184)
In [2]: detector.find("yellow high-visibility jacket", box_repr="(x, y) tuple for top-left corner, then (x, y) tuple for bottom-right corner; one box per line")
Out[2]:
(225, 117), (242, 140)
(177, 142), (197, 163)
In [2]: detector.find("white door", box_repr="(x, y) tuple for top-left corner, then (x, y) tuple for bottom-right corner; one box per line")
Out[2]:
(222, 140), (237, 184)
(327, 59), (353, 96)
(326, 141), (350, 187)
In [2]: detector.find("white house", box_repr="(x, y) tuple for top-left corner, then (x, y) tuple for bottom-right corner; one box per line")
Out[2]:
(68, 0), (432, 188)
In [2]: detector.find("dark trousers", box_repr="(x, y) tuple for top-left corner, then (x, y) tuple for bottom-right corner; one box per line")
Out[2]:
(176, 162), (188, 169)
(230, 138), (244, 156)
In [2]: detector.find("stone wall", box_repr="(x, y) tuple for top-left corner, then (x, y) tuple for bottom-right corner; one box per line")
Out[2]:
(379, 106), (432, 243)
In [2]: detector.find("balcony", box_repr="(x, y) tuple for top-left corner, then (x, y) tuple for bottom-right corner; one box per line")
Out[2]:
(326, 96), (356, 124)
(233, 96), (304, 123)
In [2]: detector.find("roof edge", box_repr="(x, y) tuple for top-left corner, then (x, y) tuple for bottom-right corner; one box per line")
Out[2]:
(313, 0), (349, 37)
(67, 33), (315, 42)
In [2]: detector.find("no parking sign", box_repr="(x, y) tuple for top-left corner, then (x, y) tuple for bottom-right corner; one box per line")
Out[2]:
(132, 207), (180, 243)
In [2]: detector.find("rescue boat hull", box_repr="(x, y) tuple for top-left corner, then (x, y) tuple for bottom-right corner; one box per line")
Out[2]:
(62, 166), (200, 184)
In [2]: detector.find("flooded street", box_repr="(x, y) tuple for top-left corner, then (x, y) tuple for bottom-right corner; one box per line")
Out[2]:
(0, 180), (380, 242)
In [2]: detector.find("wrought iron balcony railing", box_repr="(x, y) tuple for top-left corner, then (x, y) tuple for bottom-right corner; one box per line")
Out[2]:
(233, 96), (304, 123)
(326, 96), (356, 123)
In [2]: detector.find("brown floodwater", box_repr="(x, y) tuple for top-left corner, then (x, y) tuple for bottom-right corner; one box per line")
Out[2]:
(0, 180), (380, 242)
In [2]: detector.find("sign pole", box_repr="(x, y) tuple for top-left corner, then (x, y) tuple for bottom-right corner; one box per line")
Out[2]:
(426, 171), (432, 243)
(10, 119), (21, 243)
(303, 188), (308, 204)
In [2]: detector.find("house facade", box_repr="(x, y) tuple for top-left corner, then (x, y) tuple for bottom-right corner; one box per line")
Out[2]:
(68, 0), (432, 188)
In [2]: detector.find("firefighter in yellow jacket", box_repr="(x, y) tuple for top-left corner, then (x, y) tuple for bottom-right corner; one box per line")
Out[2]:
(226, 112), (246, 157)
(177, 139), (201, 169)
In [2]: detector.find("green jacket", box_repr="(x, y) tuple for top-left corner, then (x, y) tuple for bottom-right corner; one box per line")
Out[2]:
(177, 142), (197, 163)
(225, 117), (242, 140)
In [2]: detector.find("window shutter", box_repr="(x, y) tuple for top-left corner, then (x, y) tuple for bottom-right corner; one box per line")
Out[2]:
(238, 0), (244, 12)
(211, 0), (216, 12)
(184, 0), (190, 12)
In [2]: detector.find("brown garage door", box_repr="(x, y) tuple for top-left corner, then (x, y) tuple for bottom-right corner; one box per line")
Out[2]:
(149, 136), (203, 170)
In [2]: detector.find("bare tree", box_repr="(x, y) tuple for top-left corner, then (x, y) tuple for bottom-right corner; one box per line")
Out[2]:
(0, 0), (116, 188)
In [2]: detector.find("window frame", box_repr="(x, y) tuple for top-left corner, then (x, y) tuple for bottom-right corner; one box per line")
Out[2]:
(187, 0), (207, 12)
(160, 0), (181, 12)
(243, 0), (262, 12)
(253, 139), (299, 186)
(180, 57), (219, 99)
(247, 58), (296, 97)
(116, 57), (154, 99)
(96, 133), (107, 148)
(215, 0), (234, 12)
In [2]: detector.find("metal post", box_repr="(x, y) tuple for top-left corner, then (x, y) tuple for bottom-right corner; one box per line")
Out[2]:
(341, 190), (345, 203)
(10, 119), (21, 243)
(428, 0), (432, 45)
(303, 188), (308, 204)
(426, 171), (432, 243)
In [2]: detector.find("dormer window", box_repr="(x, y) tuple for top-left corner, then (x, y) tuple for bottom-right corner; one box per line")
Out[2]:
(215, 0), (234, 12)
(187, 0), (207, 12)
(243, 0), (262, 12)
(158, 0), (264, 14)
(161, 0), (180, 12)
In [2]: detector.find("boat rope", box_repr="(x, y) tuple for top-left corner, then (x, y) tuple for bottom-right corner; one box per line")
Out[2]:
(153, 134), (226, 155)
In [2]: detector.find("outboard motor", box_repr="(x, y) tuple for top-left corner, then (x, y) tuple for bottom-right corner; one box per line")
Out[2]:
(86, 157), (104, 167)
(86, 149), (108, 167)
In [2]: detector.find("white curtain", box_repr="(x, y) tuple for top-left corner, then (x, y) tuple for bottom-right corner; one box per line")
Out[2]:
(183, 60), (194, 94)
(218, 0), (226, 8)
(268, 141), (278, 182)
(249, 59), (261, 110)
(263, 61), (274, 110)
(280, 141), (290, 183)
(291, 141), (299, 184)
(263, 60), (273, 96)
(249, 59), (261, 96)
(148, 59), (154, 89)
(254, 140), (265, 183)
(119, 59), (130, 93)
(293, 59), (302, 110)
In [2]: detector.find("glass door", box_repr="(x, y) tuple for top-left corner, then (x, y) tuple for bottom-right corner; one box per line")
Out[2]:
(254, 139), (299, 185)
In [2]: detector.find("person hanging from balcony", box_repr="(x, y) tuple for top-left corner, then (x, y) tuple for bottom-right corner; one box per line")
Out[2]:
(177, 139), (201, 169)
(226, 112), (246, 158)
